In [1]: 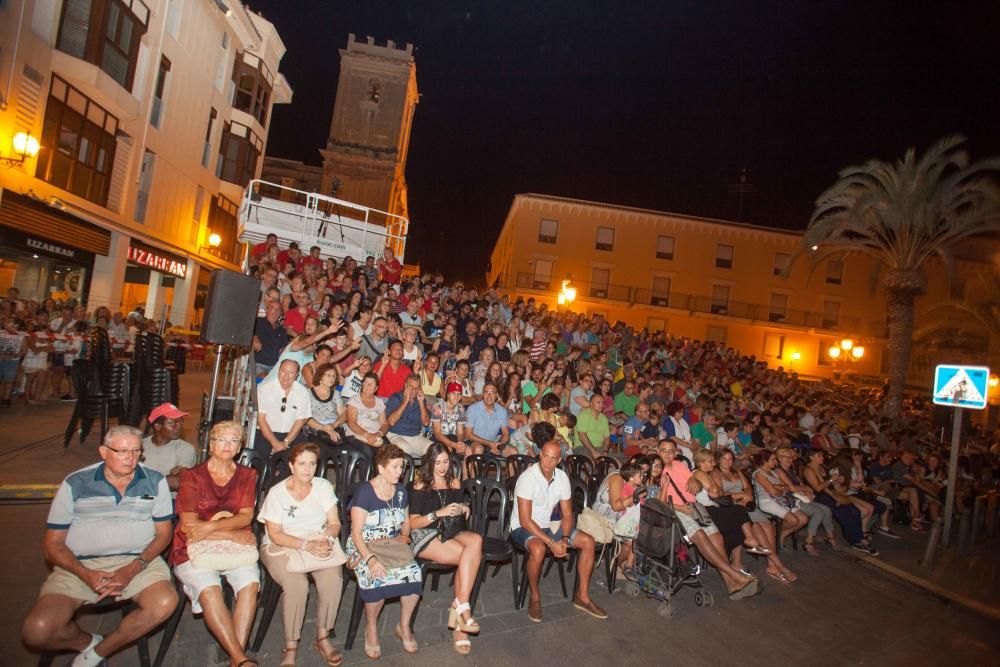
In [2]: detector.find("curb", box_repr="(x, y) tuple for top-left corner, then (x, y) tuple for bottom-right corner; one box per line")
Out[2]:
(858, 554), (1000, 622)
(0, 484), (59, 500)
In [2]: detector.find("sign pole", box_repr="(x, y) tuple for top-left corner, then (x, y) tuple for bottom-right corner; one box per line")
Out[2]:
(940, 406), (962, 547)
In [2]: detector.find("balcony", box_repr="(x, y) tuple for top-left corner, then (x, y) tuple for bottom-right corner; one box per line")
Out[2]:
(512, 272), (862, 333)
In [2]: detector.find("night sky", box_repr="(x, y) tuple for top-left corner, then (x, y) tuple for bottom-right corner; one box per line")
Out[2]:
(250, 1), (1000, 282)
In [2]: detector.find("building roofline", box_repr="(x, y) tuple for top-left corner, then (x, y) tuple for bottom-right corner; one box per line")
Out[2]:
(514, 192), (805, 237)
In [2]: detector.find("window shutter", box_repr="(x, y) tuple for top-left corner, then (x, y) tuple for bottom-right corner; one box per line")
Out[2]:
(106, 133), (133, 214)
(56, 0), (92, 58)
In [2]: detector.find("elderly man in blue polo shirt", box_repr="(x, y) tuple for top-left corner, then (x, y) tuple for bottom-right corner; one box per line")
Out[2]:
(22, 425), (177, 667)
(385, 374), (434, 457)
(464, 381), (511, 455)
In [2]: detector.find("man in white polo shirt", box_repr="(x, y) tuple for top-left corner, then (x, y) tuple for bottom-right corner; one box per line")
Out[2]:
(510, 422), (607, 624)
(255, 359), (311, 457)
(141, 403), (197, 491)
(21, 426), (177, 666)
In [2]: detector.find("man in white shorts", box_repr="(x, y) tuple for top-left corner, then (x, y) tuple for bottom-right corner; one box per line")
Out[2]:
(22, 426), (177, 666)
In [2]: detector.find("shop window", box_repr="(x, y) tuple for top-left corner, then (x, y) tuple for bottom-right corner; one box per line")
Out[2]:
(715, 244), (734, 269)
(538, 218), (558, 244)
(216, 121), (262, 187)
(773, 252), (790, 276)
(56, 0), (149, 92)
(590, 268), (610, 298)
(231, 51), (273, 125)
(36, 75), (119, 206)
(826, 260), (843, 285)
(207, 194), (239, 263)
(149, 56), (170, 129)
(595, 226), (615, 251)
(656, 235), (674, 260)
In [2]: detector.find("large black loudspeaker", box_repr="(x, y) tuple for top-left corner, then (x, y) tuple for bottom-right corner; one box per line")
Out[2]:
(200, 270), (260, 346)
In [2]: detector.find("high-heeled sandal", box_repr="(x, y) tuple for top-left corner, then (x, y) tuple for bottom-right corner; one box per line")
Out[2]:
(394, 624), (418, 654)
(364, 639), (381, 660)
(313, 638), (343, 666)
(447, 599), (481, 634)
(453, 628), (472, 655)
(279, 645), (297, 667)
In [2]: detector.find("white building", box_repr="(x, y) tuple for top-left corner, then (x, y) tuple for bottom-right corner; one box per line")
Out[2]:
(0, 0), (291, 326)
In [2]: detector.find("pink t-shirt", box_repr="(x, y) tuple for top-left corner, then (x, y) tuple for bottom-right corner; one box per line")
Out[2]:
(660, 460), (693, 506)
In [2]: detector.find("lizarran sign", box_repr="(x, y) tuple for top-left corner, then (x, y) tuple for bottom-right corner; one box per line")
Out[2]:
(127, 242), (188, 278)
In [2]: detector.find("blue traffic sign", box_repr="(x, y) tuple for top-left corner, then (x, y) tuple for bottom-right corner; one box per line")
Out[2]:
(932, 365), (991, 410)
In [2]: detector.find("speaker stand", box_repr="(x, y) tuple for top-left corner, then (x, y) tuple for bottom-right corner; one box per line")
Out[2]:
(202, 344), (225, 460)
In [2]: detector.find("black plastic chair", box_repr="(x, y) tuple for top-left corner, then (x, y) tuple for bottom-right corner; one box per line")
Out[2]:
(465, 453), (505, 481)
(594, 456), (620, 480)
(564, 454), (594, 482)
(506, 454), (536, 482)
(464, 478), (516, 609)
(235, 448), (270, 513)
(266, 447), (329, 493)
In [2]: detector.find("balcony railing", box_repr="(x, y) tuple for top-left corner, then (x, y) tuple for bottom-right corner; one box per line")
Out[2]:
(512, 272), (863, 333)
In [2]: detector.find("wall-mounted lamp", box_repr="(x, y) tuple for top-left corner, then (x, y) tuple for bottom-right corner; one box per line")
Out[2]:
(1, 132), (40, 168)
(989, 374), (999, 389)
(208, 232), (222, 248)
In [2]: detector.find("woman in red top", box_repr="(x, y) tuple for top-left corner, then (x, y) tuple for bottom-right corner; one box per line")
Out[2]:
(173, 420), (259, 667)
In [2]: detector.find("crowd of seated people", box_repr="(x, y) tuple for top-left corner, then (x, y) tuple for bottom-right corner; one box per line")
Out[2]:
(19, 240), (1000, 665)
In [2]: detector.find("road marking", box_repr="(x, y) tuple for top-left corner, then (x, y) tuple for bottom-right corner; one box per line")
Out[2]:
(859, 555), (1000, 622)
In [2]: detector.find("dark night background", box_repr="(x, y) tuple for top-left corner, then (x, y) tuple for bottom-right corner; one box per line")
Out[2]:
(249, 1), (1000, 283)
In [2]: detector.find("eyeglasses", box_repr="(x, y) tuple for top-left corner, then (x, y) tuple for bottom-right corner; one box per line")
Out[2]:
(280, 396), (287, 412)
(103, 444), (143, 457)
(211, 437), (242, 445)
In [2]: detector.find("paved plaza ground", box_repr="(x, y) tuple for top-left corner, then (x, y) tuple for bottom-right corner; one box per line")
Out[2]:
(1, 370), (998, 666)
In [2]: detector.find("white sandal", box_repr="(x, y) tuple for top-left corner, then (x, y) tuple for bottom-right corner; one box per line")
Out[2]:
(448, 599), (480, 634)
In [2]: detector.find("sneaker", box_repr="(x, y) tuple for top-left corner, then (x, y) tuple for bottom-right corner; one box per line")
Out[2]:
(527, 598), (543, 623)
(852, 543), (879, 557)
(877, 526), (901, 539)
(738, 568), (753, 577)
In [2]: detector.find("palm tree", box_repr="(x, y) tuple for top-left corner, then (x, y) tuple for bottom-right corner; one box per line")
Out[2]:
(915, 268), (1000, 370)
(799, 136), (1000, 416)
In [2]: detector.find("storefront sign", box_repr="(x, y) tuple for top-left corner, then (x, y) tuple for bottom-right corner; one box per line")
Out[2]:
(128, 242), (188, 278)
(26, 237), (76, 258)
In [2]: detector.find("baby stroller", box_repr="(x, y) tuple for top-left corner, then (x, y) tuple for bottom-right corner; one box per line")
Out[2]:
(622, 496), (712, 618)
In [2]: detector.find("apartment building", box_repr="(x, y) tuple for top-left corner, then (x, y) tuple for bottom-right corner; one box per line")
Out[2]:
(0, 0), (291, 327)
(487, 193), (994, 382)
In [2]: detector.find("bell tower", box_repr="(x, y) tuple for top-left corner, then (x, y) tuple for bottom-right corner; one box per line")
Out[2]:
(320, 34), (417, 251)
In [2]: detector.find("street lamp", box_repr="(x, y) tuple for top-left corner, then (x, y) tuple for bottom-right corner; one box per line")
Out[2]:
(557, 277), (576, 306)
(208, 232), (222, 248)
(1, 132), (40, 168)
(828, 337), (864, 378)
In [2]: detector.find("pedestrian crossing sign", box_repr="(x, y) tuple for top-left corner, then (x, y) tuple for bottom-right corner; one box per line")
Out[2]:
(932, 365), (990, 410)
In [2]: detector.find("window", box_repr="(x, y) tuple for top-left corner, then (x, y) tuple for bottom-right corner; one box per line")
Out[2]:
(207, 194), (239, 263)
(595, 226), (615, 251)
(651, 276), (671, 306)
(822, 300), (840, 329)
(763, 333), (785, 360)
(202, 107), (217, 167)
(656, 235), (675, 260)
(706, 325), (727, 344)
(531, 259), (552, 289)
(768, 293), (788, 322)
(590, 268), (610, 298)
(231, 51), (273, 126)
(57, 0), (150, 91)
(773, 252), (791, 276)
(216, 121), (263, 187)
(149, 56), (170, 129)
(818, 340), (833, 366)
(648, 317), (666, 332)
(134, 150), (155, 223)
(826, 260), (843, 285)
(538, 218), (558, 244)
(715, 244), (734, 269)
(35, 75), (119, 206)
(711, 284), (730, 315)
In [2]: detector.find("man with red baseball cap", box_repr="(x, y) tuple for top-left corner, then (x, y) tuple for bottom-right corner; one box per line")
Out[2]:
(142, 403), (196, 492)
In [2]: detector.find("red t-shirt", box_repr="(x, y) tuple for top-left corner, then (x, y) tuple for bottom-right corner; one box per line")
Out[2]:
(300, 255), (324, 270)
(251, 242), (272, 259)
(375, 359), (411, 398)
(379, 258), (402, 285)
(283, 307), (319, 335)
(171, 463), (257, 566)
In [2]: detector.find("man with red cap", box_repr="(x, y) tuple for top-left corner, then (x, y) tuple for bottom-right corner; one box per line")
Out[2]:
(142, 403), (197, 492)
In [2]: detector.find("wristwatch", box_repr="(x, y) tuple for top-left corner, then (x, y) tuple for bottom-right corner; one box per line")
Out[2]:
(428, 511), (437, 522)
(135, 556), (150, 570)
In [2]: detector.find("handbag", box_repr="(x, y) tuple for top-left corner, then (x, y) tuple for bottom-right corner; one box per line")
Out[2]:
(366, 538), (415, 569)
(435, 490), (467, 542)
(187, 512), (259, 571)
(265, 533), (347, 574)
(664, 473), (713, 527)
(714, 494), (734, 507)
(577, 507), (614, 543)
(613, 503), (642, 539)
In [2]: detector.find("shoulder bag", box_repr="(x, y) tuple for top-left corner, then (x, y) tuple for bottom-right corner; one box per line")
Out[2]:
(187, 512), (259, 571)
(265, 533), (347, 574)
(577, 507), (615, 544)
(663, 473), (713, 527)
